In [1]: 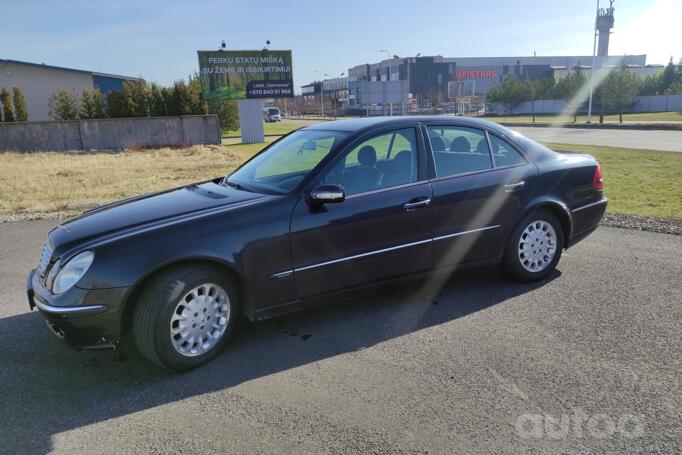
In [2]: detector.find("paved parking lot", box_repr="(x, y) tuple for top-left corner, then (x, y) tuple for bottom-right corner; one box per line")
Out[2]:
(0, 220), (679, 454)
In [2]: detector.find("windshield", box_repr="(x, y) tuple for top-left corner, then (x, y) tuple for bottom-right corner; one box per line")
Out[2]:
(226, 130), (349, 194)
(268, 108), (279, 115)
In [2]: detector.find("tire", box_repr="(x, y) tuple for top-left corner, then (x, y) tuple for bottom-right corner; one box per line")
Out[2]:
(503, 209), (564, 282)
(132, 265), (239, 371)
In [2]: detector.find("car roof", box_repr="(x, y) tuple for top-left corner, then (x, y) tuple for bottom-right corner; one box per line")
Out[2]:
(301, 115), (512, 134)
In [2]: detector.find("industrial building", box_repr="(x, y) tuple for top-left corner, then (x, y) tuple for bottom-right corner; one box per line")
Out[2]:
(302, 54), (653, 115)
(0, 59), (139, 121)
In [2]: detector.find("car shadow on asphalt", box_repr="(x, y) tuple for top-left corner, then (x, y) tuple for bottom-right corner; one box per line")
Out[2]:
(0, 266), (560, 453)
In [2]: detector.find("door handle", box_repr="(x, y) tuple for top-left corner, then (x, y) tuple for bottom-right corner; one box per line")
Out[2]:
(404, 197), (431, 211)
(504, 181), (525, 192)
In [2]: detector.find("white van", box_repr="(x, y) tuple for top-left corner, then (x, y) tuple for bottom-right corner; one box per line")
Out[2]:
(263, 107), (281, 122)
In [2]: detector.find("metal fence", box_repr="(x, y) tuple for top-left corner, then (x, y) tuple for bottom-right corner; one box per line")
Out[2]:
(488, 94), (682, 116)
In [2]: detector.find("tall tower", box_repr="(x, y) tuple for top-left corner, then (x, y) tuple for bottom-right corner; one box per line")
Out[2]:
(596, 0), (615, 57)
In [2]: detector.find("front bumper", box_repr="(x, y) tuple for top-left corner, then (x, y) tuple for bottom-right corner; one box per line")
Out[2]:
(27, 269), (130, 349)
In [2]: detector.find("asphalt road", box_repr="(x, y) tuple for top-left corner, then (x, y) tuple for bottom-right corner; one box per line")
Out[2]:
(511, 126), (682, 152)
(282, 119), (682, 152)
(0, 220), (680, 454)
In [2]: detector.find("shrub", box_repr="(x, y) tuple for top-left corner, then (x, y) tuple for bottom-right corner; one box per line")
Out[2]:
(79, 90), (96, 119)
(1, 87), (15, 122)
(48, 90), (79, 120)
(12, 87), (28, 121)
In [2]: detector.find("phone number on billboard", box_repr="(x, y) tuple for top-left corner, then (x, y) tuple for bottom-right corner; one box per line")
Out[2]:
(249, 89), (293, 96)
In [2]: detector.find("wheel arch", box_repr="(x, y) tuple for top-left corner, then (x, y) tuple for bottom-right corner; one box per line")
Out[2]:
(119, 257), (250, 337)
(520, 197), (573, 248)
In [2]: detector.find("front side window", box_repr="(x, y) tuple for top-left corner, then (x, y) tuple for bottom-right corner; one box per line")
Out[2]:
(489, 134), (527, 167)
(228, 130), (349, 194)
(427, 126), (492, 177)
(323, 128), (418, 195)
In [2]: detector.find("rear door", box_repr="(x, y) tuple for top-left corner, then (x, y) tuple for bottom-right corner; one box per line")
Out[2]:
(289, 125), (433, 298)
(425, 124), (538, 268)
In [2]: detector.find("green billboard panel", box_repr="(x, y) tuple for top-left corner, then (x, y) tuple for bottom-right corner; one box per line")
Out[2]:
(197, 50), (294, 100)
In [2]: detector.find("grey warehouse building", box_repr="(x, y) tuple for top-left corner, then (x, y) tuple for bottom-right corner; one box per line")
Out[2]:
(0, 59), (139, 121)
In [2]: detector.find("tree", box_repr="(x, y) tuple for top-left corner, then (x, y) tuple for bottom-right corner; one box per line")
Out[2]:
(106, 90), (128, 118)
(1, 87), (15, 122)
(188, 75), (209, 115)
(48, 90), (79, 120)
(161, 86), (175, 115)
(170, 80), (207, 115)
(486, 75), (529, 115)
(12, 87), (28, 121)
(636, 59), (682, 95)
(92, 89), (107, 118)
(208, 99), (239, 132)
(122, 80), (151, 117)
(79, 90), (96, 119)
(601, 64), (639, 123)
(149, 83), (167, 116)
(524, 79), (542, 123)
(554, 69), (587, 122)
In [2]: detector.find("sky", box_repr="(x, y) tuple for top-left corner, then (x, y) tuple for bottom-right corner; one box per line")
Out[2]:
(2, 0), (680, 91)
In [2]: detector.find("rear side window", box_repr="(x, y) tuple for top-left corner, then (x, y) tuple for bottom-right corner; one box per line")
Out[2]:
(489, 134), (527, 167)
(427, 126), (492, 177)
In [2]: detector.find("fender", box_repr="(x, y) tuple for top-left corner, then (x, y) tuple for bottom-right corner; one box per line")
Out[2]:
(116, 254), (253, 336)
(519, 195), (573, 248)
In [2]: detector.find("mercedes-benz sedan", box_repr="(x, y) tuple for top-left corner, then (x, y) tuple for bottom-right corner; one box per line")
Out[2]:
(27, 116), (606, 371)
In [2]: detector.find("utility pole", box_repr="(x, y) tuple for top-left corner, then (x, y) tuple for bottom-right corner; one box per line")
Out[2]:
(587, 0), (600, 124)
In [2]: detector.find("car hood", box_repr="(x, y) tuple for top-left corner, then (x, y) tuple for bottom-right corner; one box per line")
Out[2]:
(48, 180), (268, 254)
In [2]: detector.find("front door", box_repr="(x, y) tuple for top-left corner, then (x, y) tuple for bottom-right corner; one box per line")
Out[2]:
(290, 126), (433, 298)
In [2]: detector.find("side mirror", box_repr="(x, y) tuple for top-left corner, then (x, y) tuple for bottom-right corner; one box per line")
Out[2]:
(307, 184), (345, 209)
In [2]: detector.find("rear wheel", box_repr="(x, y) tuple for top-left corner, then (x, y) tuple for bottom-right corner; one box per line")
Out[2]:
(504, 209), (564, 282)
(133, 265), (239, 371)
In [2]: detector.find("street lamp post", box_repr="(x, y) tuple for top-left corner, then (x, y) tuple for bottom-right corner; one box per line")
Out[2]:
(314, 70), (330, 118)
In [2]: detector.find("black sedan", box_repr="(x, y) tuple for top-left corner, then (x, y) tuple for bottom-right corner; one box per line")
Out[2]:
(27, 116), (606, 371)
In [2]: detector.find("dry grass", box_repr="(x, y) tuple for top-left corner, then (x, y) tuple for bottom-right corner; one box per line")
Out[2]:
(0, 142), (268, 220)
(1, 140), (680, 222)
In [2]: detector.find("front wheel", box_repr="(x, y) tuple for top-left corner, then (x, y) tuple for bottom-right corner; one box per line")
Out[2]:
(503, 210), (564, 282)
(133, 265), (239, 371)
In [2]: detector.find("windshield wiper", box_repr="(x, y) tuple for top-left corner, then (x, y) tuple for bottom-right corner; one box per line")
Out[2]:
(223, 179), (253, 192)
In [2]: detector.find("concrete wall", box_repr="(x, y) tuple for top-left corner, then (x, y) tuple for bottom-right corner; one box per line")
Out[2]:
(0, 115), (220, 152)
(0, 62), (95, 122)
(489, 94), (682, 115)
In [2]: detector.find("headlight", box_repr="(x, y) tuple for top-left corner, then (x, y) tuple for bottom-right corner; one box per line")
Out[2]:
(52, 251), (94, 294)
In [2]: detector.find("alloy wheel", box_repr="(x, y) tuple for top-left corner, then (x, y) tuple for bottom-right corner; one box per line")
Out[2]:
(169, 283), (230, 357)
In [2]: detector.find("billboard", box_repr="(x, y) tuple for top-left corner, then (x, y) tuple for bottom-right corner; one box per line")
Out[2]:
(197, 50), (293, 100)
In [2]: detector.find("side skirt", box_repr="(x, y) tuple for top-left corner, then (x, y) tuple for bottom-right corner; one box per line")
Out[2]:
(251, 255), (502, 321)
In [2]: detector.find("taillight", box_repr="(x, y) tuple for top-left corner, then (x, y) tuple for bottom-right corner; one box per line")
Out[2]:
(592, 163), (604, 190)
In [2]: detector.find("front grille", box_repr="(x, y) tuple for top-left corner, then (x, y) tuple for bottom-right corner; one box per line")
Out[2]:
(38, 242), (53, 277)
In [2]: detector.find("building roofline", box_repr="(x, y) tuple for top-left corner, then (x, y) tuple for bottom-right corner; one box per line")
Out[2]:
(0, 58), (139, 80)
